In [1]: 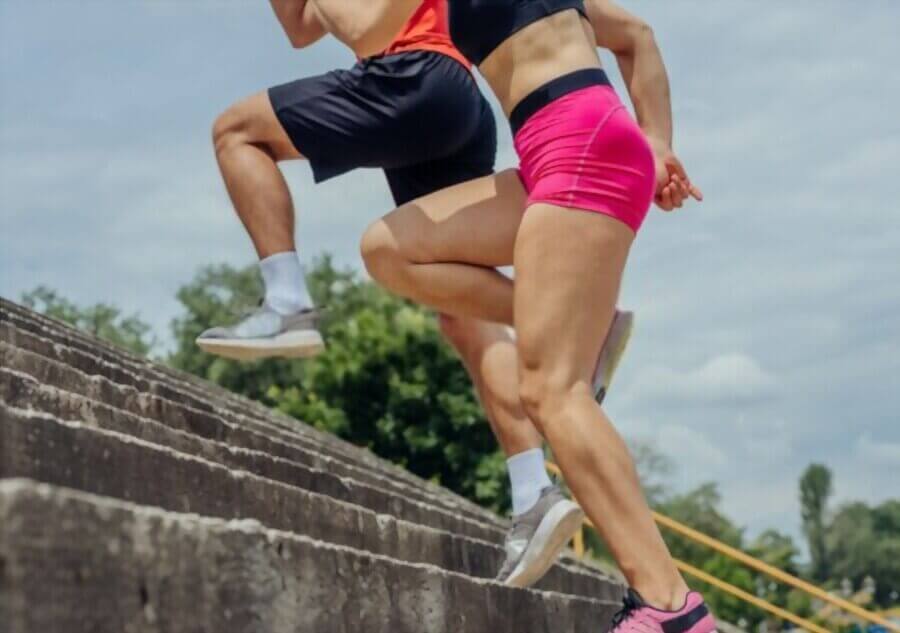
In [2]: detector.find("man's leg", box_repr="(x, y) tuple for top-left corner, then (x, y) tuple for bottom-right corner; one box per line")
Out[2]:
(213, 92), (304, 261)
(196, 91), (322, 360)
(212, 92), (316, 316)
(437, 314), (551, 505)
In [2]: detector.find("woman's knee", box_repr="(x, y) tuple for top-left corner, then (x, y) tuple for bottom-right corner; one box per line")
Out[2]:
(518, 366), (581, 433)
(360, 219), (407, 286)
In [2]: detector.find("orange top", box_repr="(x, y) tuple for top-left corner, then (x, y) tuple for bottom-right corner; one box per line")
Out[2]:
(380, 0), (471, 70)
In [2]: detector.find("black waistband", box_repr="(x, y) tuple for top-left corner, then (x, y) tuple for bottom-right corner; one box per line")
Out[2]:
(509, 68), (611, 136)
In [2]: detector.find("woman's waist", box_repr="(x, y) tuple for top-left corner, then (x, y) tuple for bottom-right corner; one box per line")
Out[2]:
(509, 68), (620, 139)
(479, 8), (600, 114)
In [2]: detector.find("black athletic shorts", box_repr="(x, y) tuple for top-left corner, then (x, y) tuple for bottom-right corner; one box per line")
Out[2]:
(268, 51), (497, 205)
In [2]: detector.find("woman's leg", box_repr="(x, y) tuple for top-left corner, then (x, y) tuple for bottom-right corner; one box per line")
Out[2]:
(360, 169), (526, 325)
(513, 203), (689, 609)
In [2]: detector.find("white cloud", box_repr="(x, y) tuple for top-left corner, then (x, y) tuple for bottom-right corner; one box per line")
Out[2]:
(631, 353), (777, 406)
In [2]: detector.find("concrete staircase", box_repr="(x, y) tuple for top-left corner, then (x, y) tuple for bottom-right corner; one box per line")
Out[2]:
(0, 298), (624, 632)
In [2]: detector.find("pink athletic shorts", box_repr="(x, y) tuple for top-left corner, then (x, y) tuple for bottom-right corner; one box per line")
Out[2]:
(512, 72), (656, 233)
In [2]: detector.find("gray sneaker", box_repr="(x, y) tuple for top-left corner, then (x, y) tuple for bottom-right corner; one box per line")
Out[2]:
(496, 486), (585, 588)
(196, 303), (324, 360)
(593, 310), (634, 405)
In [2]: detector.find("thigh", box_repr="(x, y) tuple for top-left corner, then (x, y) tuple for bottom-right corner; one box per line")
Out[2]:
(514, 203), (635, 385)
(376, 169), (527, 268)
(222, 91), (302, 162)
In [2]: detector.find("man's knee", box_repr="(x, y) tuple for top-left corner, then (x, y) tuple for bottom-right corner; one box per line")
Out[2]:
(212, 93), (287, 158)
(212, 104), (250, 155)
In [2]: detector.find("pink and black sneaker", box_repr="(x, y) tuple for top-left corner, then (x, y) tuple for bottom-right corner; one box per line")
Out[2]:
(609, 589), (717, 633)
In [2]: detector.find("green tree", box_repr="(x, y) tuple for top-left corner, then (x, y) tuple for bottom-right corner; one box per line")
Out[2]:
(167, 257), (512, 513)
(826, 500), (900, 607)
(748, 530), (812, 622)
(656, 483), (760, 627)
(630, 439), (676, 507)
(800, 463), (833, 582)
(21, 286), (156, 357)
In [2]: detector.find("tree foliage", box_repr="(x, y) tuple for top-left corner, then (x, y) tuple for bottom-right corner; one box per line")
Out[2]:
(800, 463), (833, 582)
(826, 499), (900, 606)
(21, 286), (155, 357)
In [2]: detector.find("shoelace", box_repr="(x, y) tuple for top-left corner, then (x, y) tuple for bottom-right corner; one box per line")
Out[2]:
(611, 593), (642, 629)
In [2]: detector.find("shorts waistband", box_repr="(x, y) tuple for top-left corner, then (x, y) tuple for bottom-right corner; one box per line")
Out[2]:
(509, 68), (612, 136)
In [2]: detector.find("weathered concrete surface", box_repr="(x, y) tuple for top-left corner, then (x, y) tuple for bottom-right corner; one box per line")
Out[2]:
(0, 320), (500, 527)
(0, 342), (495, 529)
(1, 307), (613, 582)
(0, 309), (616, 585)
(0, 300), (625, 624)
(0, 365), (500, 541)
(0, 479), (619, 633)
(2, 300), (469, 507)
(0, 402), (619, 598)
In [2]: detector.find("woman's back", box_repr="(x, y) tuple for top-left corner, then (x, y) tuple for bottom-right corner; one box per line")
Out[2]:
(450, 3), (602, 114)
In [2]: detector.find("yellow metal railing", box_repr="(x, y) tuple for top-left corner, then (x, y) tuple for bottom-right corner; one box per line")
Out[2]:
(545, 461), (899, 632)
(673, 559), (829, 633)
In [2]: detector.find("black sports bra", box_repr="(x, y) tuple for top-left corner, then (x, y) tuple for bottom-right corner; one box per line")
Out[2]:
(448, 0), (588, 65)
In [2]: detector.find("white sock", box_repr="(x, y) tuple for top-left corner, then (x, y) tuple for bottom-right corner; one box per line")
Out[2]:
(507, 448), (553, 516)
(259, 251), (313, 315)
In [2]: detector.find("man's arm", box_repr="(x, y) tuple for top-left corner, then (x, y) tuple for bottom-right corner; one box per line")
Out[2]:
(584, 0), (702, 207)
(311, 0), (422, 58)
(270, 0), (327, 49)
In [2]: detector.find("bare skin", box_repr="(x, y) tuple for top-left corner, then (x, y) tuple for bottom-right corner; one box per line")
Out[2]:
(439, 315), (543, 456)
(363, 0), (703, 610)
(213, 92), (301, 259)
(362, 169), (524, 324)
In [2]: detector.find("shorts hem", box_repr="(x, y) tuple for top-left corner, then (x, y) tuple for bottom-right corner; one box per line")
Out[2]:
(267, 89), (348, 184)
(524, 197), (642, 234)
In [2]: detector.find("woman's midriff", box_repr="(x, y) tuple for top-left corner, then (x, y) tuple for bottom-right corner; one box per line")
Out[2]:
(478, 9), (602, 117)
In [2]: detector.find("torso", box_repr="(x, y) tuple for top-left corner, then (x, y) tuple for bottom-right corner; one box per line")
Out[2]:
(381, 0), (471, 70)
(450, 3), (601, 116)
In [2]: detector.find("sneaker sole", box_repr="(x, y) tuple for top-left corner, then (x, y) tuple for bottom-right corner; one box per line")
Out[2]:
(504, 499), (585, 589)
(196, 329), (325, 361)
(594, 310), (634, 405)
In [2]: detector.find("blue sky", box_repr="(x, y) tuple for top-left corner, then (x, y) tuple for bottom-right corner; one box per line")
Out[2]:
(1, 1), (898, 546)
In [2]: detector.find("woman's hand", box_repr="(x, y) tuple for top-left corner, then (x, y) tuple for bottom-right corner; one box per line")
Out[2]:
(648, 136), (703, 211)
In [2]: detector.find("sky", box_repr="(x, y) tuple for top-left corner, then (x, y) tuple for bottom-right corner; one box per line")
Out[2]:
(1, 1), (898, 547)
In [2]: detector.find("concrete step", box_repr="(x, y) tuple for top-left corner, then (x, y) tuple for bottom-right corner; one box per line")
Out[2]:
(0, 299), (454, 499)
(0, 366), (488, 526)
(0, 403), (619, 598)
(0, 301), (500, 523)
(1, 479), (620, 633)
(0, 307), (434, 491)
(0, 337), (502, 533)
(0, 300), (617, 591)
